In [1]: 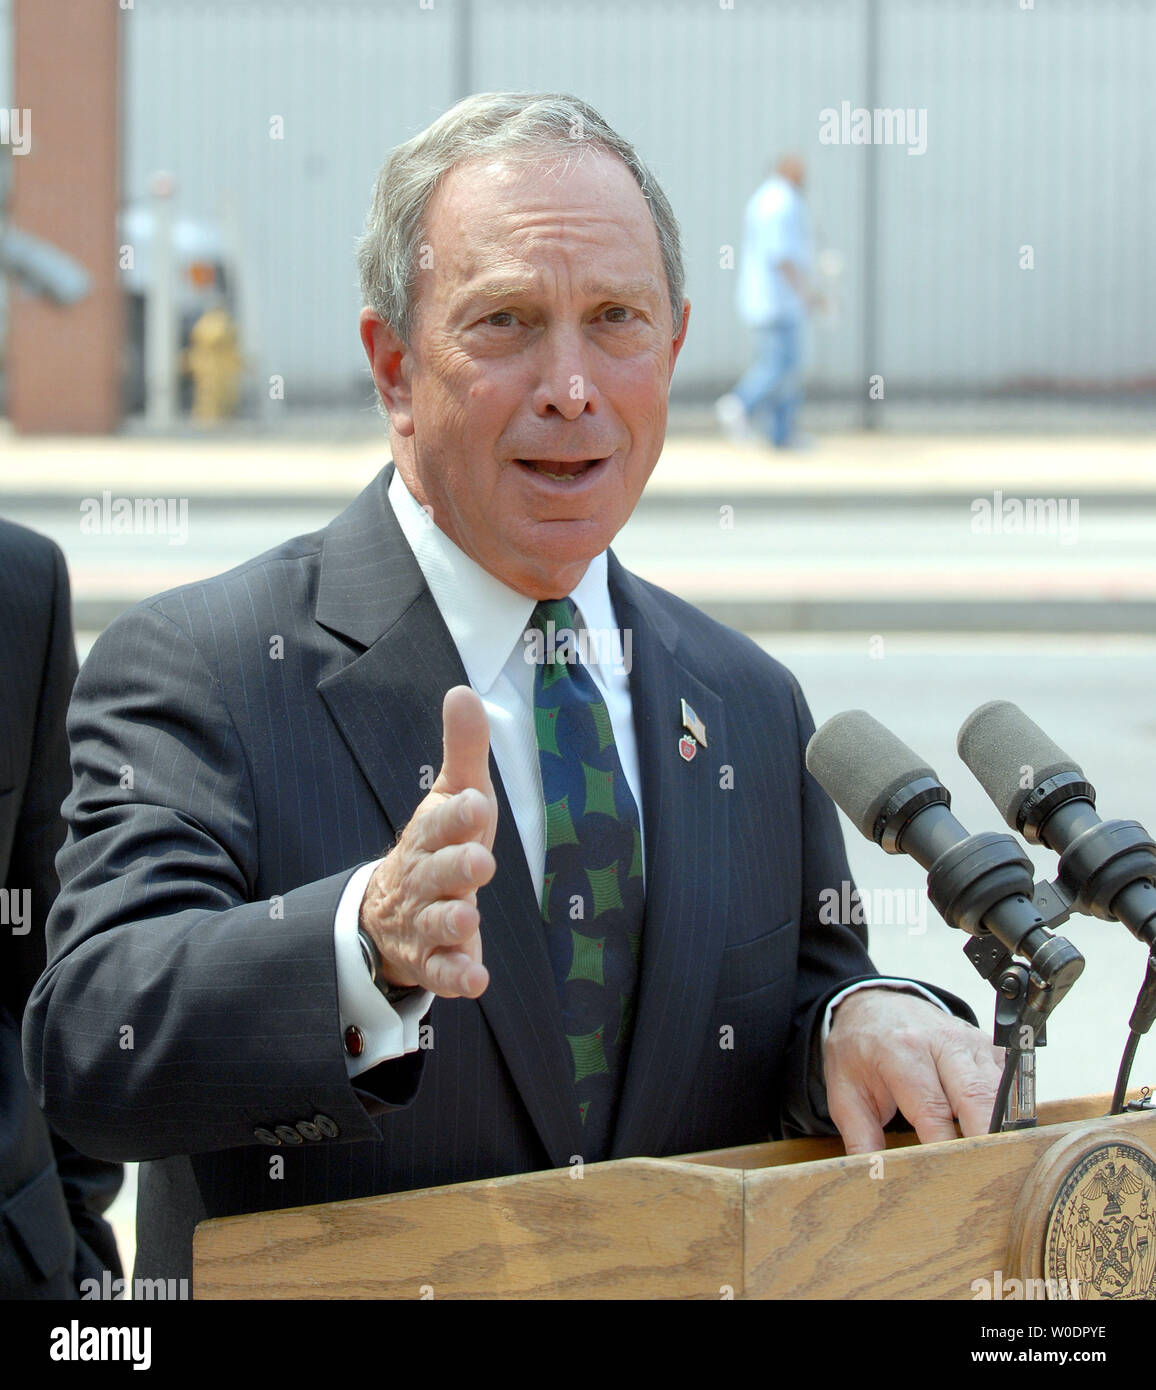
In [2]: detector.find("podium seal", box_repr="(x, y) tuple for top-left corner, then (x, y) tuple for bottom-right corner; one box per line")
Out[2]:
(1008, 1124), (1156, 1300)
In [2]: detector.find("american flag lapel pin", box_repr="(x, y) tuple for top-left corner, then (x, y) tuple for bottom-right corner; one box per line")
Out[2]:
(679, 698), (707, 761)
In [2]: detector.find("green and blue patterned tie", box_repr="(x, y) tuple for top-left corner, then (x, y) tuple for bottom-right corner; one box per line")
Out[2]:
(531, 598), (644, 1161)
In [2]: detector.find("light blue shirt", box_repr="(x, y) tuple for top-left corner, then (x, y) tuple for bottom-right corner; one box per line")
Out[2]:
(735, 175), (813, 327)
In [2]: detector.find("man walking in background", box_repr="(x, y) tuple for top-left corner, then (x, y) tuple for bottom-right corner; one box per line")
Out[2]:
(717, 154), (818, 449)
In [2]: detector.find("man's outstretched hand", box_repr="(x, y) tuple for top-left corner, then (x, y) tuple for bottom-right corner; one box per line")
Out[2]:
(824, 990), (1006, 1153)
(359, 686), (498, 999)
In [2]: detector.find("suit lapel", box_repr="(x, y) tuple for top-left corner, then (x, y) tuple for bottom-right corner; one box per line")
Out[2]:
(607, 557), (730, 1159)
(314, 467), (583, 1166)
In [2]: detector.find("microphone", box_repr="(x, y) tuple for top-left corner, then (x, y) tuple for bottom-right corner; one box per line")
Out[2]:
(808, 709), (1086, 1131)
(958, 701), (1156, 950)
(806, 710), (1071, 970)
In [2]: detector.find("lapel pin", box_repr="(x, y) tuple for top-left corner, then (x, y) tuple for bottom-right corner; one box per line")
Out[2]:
(680, 698), (708, 748)
(678, 734), (697, 762)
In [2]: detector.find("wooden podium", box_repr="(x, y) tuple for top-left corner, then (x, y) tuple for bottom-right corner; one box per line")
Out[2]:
(193, 1094), (1156, 1299)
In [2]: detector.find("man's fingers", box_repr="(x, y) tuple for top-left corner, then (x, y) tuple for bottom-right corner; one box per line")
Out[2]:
(415, 892), (482, 947)
(438, 686), (494, 804)
(407, 791), (495, 860)
(930, 1037), (1004, 1139)
(419, 840), (495, 905)
(876, 1027), (1002, 1144)
(422, 949), (489, 999)
(887, 1079), (960, 1147)
(823, 991), (1005, 1156)
(826, 1083), (889, 1157)
(829, 1062), (955, 1154)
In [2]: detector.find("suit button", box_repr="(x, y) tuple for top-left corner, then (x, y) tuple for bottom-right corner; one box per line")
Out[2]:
(253, 1127), (280, 1146)
(295, 1120), (322, 1142)
(343, 1025), (365, 1057)
(313, 1114), (339, 1138)
(274, 1125), (304, 1145)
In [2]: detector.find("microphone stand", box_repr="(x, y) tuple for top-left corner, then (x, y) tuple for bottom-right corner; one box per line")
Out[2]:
(963, 926), (1082, 1132)
(867, 776), (1088, 1134)
(1015, 775), (1156, 1116)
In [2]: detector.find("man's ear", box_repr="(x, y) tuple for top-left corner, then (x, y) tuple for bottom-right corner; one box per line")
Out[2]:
(359, 308), (414, 436)
(668, 298), (690, 381)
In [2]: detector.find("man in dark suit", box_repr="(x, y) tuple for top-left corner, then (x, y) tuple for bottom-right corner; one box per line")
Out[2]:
(24, 93), (999, 1288)
(1, 519), (123, 1297)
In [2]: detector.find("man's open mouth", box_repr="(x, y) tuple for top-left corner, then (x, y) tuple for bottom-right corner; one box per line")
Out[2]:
(516, 458), (605, 481)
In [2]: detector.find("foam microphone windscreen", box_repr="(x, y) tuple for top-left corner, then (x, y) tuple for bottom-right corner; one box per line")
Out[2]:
(956, 699), (1084, 829)
(806, 709), (941, 843)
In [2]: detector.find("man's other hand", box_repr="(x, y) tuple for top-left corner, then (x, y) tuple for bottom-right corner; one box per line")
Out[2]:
(824, 990), (1005, 1154)
(359, 685), (497, 999)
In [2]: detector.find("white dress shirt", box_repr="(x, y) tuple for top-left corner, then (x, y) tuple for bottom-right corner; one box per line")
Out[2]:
(336, 469), (642, 1075)
(335, 469), (948, 1079)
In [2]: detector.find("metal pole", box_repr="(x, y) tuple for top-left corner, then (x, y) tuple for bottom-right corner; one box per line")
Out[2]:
(146, 171), (178, 430)
(1004, 1050), (1037, 1130)
(861, 0), (880, 430)
(453, 0), (474, 103)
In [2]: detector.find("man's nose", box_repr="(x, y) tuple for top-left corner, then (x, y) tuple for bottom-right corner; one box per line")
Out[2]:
(531, 325), (600, 419)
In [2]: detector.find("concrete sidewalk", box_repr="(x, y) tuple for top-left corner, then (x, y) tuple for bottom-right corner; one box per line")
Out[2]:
(2, 428), (1154, 504)
(3, 428), (1153, 634)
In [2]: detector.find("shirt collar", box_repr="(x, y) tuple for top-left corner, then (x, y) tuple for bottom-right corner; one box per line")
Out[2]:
(387, 468), (616, 694)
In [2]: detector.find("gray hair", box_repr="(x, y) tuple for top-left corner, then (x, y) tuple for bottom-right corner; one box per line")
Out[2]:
(357, 92), (684, 343)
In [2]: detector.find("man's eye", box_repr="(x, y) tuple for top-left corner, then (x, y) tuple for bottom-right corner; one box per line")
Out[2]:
(602, 306), (635, 323)
(484, 311), (517, 328)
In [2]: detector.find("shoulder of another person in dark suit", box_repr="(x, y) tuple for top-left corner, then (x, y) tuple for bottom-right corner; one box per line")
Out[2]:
(0, 520), (78, 1005)
(0, 519), (76, 757)
(0, 515), (67, 570)
(0, 520), (124, 1296)
(0, 517), (73, 670)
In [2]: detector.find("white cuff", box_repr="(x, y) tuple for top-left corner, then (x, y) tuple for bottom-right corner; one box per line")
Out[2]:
(821, 978), (953, 1048)
(335, 859), (434, 1078)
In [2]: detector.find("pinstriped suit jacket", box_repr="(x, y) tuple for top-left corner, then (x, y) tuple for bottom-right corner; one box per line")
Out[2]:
(24, 465), (890, 1285)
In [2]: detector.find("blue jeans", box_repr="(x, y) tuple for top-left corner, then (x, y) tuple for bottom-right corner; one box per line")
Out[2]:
(734, 320), (803, 447)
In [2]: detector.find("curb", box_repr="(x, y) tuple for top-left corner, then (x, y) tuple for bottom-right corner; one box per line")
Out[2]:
(8, 489), (1156, 515)
(73, 595), (1156, 638)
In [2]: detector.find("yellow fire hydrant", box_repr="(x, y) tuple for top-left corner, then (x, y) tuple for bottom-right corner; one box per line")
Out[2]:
(183, 307), (243, 422)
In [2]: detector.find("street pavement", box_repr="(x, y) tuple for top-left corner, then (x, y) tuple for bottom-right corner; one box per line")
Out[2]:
(2, 426), (1154, 634)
